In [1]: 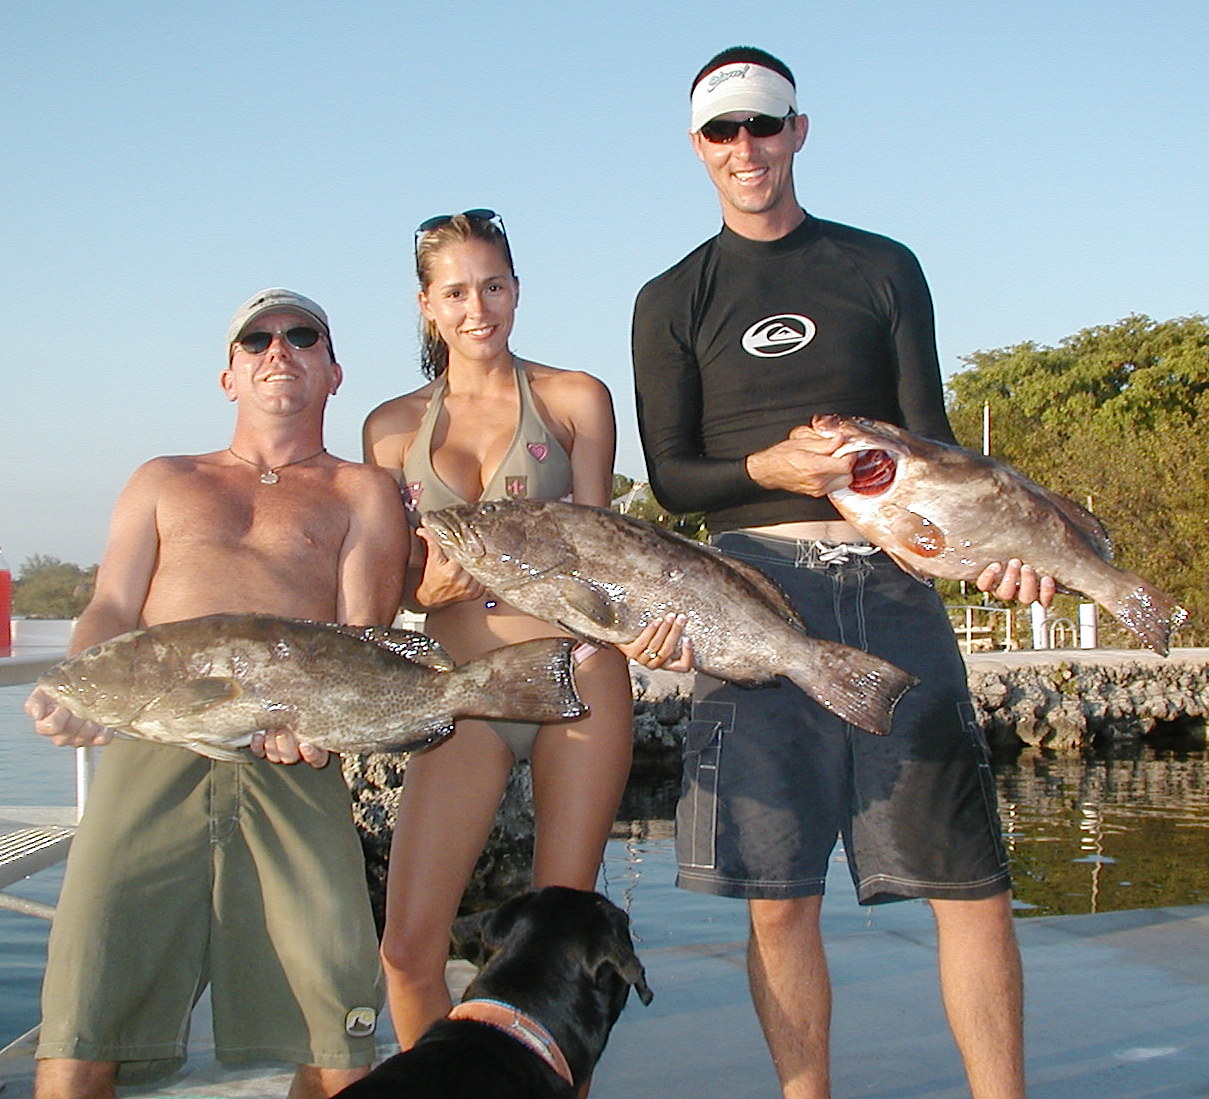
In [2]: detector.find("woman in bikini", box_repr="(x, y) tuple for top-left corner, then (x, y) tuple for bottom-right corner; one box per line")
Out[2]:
(364, 210), (686, 1048)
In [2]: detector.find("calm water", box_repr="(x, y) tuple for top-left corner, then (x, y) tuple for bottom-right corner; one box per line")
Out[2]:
(2, 681), (1207, 1046)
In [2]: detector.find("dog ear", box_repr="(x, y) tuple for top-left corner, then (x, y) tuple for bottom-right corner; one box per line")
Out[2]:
(450, 892), (533, 967)
(449, 908), (493, 967)
(608, 951), (654, 1006)
(594, 905), (654, 1005)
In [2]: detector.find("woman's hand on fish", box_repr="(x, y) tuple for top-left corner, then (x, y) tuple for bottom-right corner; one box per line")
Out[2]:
(977, 559), (1057, 608)
(250, 728), (330, 768)
(620, 613), (694, 672)
(24, 687), (115, 748)
(745, 425), (855, 498)
(413, 527), (487, 608)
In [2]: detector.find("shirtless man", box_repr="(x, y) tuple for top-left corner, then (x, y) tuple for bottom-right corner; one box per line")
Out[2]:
(25, 288), (407, 1099)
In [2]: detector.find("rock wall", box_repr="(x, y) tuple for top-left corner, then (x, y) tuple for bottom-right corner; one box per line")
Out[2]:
(966, 653), (1209, 750)
(343, 653), (1209, 921)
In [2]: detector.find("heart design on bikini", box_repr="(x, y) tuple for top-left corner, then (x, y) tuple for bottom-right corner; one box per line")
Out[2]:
(527, 443), (549, 462)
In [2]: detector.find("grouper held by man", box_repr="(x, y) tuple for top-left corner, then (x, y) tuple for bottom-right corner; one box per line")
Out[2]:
(36, 613), (587, 760)
(422, 500), (918, 736)
(811, 414), (1188, 656)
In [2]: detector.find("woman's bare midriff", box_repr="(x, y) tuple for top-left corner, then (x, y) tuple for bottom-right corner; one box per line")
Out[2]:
(422, 598), (572, 664)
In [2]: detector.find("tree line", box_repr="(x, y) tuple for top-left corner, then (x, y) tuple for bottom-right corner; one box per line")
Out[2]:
(945, 313), (1207, 647)
(15, 313), (1206, 645)
(12, 555), (98, 619)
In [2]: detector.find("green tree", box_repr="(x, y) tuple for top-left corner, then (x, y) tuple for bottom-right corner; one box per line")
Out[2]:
(946, 314), (1209, 645)
(12, 555), (96, 619)
(611, 481), (707, 541)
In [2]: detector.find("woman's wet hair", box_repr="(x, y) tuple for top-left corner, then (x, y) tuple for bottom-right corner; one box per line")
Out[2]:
(415, 213), (515, 379)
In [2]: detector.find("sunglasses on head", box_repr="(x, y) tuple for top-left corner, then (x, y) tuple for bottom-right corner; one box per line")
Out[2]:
(699, 113), (794, 144)
(414, 208), (507, 247)
(235, 326), (322, 354)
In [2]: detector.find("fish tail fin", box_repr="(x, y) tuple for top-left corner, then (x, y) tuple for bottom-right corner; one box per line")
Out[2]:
(1104, 579), (1189, 657)
(452, 638), (589, 723)
(783, 640), (918, 736)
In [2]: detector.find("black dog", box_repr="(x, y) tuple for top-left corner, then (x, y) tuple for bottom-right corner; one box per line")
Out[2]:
(335, 886), (653, 1098)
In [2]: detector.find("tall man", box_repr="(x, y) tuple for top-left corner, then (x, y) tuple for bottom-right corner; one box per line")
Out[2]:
(632, 48), (1052, 1099)
(25, 289), (408, 1099)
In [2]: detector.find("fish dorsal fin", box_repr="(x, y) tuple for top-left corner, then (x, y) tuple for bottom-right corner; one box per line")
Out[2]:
(325, 624), (457, 671)
(555, 576), (617, 627)
(710, 548), (804, 625)
(355, 626), (455, 670)
(1023, 480), (1113, 561)
(139, 677), (243, 718)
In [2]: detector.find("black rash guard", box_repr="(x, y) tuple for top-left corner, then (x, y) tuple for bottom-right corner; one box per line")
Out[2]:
(631, 212), (957, 532)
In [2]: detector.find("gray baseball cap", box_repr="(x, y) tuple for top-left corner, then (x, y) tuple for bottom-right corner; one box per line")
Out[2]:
(226, 288), (332, 347)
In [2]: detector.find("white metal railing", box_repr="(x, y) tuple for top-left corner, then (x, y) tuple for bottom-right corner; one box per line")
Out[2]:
(950, 602), (1102, 653)
(0, 648), (84, 922)
(948, 604), (1016, 654)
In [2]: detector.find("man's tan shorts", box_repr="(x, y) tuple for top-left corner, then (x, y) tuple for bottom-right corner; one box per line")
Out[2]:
(37, 739), (381, 1084)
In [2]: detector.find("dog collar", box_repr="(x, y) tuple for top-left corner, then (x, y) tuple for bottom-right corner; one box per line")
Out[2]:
(448, 998), (574, 1086)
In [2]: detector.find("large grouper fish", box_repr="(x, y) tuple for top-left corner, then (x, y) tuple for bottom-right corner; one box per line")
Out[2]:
(422, 500), (918, 736)
(811, 414), (1188, 655)
(36, 613), (587, 760)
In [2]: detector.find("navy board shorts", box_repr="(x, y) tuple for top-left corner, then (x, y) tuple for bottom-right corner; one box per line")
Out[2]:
(675, 530), (1011, 904)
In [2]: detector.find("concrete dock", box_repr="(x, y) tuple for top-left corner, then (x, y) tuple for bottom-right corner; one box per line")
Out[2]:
(4, 861), (1207, 1098)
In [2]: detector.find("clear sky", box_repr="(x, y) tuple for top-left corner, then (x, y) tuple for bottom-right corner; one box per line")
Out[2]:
(2, 0), (1206, 570)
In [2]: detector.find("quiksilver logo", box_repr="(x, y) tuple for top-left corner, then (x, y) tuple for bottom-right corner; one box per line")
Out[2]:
(741, 314), (817, 357)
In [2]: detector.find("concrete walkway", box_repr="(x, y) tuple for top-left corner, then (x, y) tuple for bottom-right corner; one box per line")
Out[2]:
(5, 865), (1207, 1098)
(591, 893), (1209, 1098)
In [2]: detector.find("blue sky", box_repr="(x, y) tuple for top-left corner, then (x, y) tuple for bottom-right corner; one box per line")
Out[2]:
(2, 0), (1206, 570)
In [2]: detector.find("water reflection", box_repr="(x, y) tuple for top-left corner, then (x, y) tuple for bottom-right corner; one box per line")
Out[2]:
(615, 747), (1209, 919)
(998, 746), (1209, 916)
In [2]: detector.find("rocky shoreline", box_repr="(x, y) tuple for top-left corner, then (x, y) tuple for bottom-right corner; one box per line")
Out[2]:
(342, 649), (1209, 925)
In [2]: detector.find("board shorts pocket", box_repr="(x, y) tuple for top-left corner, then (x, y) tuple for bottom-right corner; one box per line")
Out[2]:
(676, 702), (730, 871)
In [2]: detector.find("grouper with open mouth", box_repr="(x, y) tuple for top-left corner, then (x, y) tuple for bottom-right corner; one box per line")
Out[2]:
(422, 499), (918, 737)
(36, 613), (587, 760)
(812, 414), (1188, 655)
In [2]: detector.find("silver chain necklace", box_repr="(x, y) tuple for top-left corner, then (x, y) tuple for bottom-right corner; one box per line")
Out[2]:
(227, 446), (326, 485)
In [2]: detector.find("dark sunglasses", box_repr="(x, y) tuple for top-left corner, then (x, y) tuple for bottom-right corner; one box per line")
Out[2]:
(414, 208), (507, 247)
(699, 113), (794, 144)
(235, 326), (322, 354)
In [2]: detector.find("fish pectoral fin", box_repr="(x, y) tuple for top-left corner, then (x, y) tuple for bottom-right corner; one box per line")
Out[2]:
(885, 506), (947, 559)
(141, 677), (242, 719)
(555, 577), (618, 627)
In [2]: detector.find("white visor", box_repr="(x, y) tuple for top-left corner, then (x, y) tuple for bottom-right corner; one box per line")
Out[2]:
(690, 62), (798, 133)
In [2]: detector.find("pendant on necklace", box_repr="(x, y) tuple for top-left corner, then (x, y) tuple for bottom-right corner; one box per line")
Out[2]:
(260, 471), (281, 485)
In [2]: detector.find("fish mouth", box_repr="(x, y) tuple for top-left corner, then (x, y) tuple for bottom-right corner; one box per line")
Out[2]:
(846, 448), (898, 496)
(421, 510), (484, 559)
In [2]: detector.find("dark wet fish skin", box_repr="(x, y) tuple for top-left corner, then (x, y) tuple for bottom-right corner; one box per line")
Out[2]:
(816, 414), (1189, 656)
(423, 499), (918, 736)
(36, 613), (586, 760)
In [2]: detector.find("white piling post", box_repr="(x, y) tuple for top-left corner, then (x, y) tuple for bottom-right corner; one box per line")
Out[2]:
(1030, 602), (1048, 649)
(1078, 603), (1098, 649)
